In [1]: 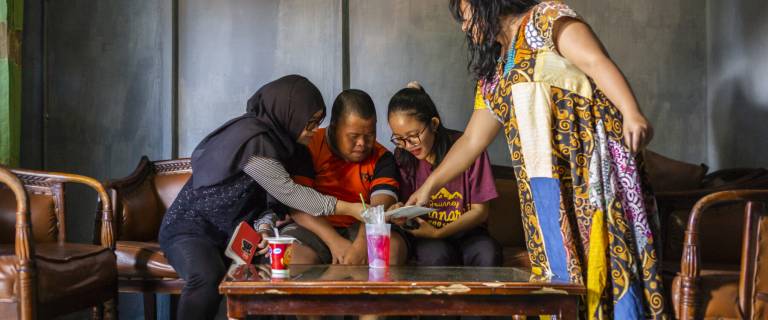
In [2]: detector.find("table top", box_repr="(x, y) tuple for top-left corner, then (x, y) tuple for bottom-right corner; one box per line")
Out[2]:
(220, 264), (585, 296)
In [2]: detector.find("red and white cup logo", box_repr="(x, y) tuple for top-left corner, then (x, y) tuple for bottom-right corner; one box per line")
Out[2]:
(266, 237), (295, 276)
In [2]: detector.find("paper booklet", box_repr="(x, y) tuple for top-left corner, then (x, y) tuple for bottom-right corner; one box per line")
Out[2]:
(385, 206), (433, 220)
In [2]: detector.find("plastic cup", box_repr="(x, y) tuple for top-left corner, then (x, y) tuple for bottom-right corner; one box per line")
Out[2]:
(368, 267), (391, 282)
(365, 223), (391, 268)
(265, 236), (295, 277)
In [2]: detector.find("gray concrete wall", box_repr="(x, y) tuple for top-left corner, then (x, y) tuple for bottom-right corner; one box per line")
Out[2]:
(348, 0), (513, 165)
(706, 0), (768, 169)
(555, 0), (708, 164)
(177, 0), (342, 156)
(350, 0), (708, 165)
(21, 0), (44, 169)
(44, 0), (173, 240)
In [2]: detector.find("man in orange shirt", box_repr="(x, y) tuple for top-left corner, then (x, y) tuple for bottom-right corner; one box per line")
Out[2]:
(283, 89), (408, 265)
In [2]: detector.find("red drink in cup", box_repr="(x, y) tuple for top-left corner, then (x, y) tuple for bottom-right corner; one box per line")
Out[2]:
(265, 236), (295, 277)
(365, 223), (391, 268)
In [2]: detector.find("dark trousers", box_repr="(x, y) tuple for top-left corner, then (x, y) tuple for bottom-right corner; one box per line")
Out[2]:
(413, 227), (502, 267)
(162, 236), (228, 320)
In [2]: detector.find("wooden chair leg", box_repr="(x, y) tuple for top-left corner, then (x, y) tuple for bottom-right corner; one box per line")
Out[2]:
(143, 293), (157, 320)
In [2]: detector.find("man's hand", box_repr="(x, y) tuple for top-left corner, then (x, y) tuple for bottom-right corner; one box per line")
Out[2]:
(342, 237), (368, 265)
(328, 237), (353, 264)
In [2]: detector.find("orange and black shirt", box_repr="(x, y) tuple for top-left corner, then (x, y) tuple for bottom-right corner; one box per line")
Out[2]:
(292, 128), (400, 227)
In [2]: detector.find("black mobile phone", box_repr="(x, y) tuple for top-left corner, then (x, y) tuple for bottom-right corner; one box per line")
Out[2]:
(403, 219), (419, 230)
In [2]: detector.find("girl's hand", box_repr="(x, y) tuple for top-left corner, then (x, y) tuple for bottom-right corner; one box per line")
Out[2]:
(623, 113), (654, 154)
(406, 218), (441, 239)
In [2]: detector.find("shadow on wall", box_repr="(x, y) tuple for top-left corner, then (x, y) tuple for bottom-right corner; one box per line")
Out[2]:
(708, 0), (768, 169)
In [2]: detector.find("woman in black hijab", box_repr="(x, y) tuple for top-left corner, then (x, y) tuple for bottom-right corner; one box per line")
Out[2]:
(158, 75), (364, 319)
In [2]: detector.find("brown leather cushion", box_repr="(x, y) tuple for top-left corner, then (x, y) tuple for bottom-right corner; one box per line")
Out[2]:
(672, 269), (741, 319)
(118, 179), (165, 242)
(0, 243), (116, 305)
(153, 173), (191, 209)
(0, 246), (16, 301)
(665, 203), (745, 265)
(117, 172), (190, 242)
(116, 241), (178, 279)
(645, 150), (708, 192)
(0, 190), (59, 244)
(488, 177), (525, 248)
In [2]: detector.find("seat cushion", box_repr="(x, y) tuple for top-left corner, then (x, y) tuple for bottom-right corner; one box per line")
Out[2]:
(672, 268), (741, 319)
(0, 245), (16, 302)
(116, 241), (178, 279)
(0, 243), (116, 306)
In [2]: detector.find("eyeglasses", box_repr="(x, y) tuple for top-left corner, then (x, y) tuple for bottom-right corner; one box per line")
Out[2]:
(390, 126), (428, 148)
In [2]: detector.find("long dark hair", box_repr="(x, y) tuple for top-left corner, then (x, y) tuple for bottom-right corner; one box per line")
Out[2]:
(387, 86), (454, 178)
(449, 0), (539, 81)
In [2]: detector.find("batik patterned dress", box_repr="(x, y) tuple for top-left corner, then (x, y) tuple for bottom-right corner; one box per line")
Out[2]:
(473, 2), (666, 318)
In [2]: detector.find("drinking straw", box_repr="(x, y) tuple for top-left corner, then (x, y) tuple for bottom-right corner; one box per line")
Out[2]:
(359, 192), (367, 210)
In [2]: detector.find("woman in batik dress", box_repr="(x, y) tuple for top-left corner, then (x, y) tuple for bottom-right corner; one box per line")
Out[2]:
(405, 0), (666, 318)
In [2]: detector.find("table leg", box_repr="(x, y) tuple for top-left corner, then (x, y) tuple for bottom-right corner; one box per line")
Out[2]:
(226, 296), (245, 320)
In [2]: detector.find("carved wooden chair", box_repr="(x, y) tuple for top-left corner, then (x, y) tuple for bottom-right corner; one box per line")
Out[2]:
(98, 156), (191, 319)
(0, 166), (117, 319)
(675, 190), (768, 319)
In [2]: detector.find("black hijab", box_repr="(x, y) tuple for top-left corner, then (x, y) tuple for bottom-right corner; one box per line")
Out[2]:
(190, 75), (325, 189)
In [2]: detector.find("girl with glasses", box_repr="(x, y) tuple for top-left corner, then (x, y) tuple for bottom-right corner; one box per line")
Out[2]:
(388, 82), (502, 267)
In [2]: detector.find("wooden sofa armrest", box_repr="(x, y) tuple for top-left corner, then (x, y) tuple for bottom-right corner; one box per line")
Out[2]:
(678, 190), (768, 319)
(104, 156), (154, 191)
(0, 166), (36, 320)
(11, 168), (115, 249)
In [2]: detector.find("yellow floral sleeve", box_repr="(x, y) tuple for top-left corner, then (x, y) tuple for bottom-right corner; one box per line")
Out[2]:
(473, 84), (487, 110)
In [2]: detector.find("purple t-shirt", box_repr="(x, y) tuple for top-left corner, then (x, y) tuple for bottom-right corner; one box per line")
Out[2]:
(397, 145), (498, 229)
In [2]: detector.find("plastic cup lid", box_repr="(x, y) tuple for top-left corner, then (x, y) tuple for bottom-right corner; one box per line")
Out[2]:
(265, 236), (296, 243)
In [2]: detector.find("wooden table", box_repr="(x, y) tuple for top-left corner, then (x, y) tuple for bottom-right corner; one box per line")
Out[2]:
(219, 264), (585, 319)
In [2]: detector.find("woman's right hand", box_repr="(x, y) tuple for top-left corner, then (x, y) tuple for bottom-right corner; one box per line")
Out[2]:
(406, 181), (437, 207)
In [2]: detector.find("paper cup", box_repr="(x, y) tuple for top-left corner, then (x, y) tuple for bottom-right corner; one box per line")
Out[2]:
(265, 236), (295, 277)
